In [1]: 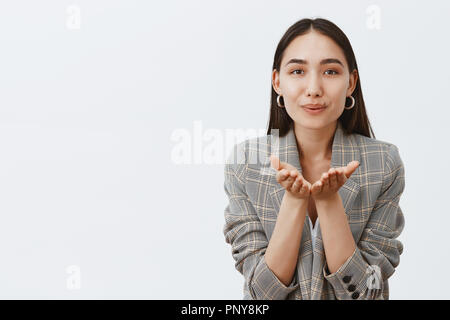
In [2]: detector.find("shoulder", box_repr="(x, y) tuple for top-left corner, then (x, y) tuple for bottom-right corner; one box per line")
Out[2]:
(352, 133), (405, 183)
(225, 135), (270, 165)
(225, 134), (273, 182)
(350, 133), (405, 210)
(224, 134), (269, 177)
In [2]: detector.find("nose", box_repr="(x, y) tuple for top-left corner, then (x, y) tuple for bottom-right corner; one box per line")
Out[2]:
(306, 74), (323, 97)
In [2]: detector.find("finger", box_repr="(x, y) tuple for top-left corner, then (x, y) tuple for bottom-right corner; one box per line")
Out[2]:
(351, 161), (360, 172)
(290, 179), (298, 192)
(289, 177), (298, 193)
(278, 169), (294, 187)
(273, 158), (296, 173)
(301, 182), (309, 194)
(291, 170), (298, 178)
(286, 183), (292, 192)
(322, 172), (329, 189)
(311, 180), (322, 194)
(301, 179), (311, 194)
(291, 177), (302, 193)
(329, 168), (338, 188)
(289, 170), (297, 192)
(285, 174), (296, 191)
(286, 170), (296, 181)
(285, 173), (294, 185)
(315, 180), (323, 193)
(282, 162), (296, 172)
(276, 169), (289, 182)
(282, 169), (291, 181)
(348, 161), (360, 173)
(344, 161), (360, 178)
(336, 168), (347, 185)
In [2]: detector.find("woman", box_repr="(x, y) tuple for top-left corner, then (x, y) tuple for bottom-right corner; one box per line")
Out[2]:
(223, 18), (405, 300)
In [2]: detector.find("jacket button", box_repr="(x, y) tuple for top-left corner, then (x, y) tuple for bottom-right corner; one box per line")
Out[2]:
(351, 291), (360, 299)
(343, 275), (352, 283)
(348, 284), (356, 292)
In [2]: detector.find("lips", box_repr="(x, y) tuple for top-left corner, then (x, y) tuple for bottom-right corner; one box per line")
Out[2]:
(305, 107), (325, 110)
(302, 103), (327, 115)
(303, 104), (326, 110)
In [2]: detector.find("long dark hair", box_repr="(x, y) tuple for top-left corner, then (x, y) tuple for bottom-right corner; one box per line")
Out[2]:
(267, 18), (375, 139)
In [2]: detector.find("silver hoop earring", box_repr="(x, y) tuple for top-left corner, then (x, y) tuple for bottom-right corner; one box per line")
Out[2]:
(344, 95), (355, 110)
(277, 95), (284, 108)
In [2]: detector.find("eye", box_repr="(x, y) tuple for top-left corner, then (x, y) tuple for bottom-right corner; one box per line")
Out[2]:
(325, 69), (339, 75)
(291, 69), (304, 75)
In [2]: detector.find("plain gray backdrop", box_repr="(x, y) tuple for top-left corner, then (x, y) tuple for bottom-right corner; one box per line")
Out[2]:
(0, 0), (448, 299)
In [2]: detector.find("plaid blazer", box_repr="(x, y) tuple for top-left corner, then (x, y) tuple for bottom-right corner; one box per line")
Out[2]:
(223, 121), (405, 300)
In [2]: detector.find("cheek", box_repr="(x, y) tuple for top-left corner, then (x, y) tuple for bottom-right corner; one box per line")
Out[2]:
(281, 79), (300, 97)
(326, 82), (348, 103)
(283, 99), (300, 119)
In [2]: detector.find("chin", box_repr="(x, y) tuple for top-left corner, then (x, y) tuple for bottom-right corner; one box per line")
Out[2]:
(294, 119), (327, 130)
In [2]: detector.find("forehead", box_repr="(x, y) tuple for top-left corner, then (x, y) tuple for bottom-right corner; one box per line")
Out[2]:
(281, 31), (347, 67)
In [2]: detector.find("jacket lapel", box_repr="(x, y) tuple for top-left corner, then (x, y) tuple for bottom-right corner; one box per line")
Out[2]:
(268, 121), (361, 300)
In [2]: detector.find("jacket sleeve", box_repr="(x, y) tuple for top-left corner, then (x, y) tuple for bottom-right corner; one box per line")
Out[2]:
(322, 144), (406, 300)
(223, 141), (299, 300)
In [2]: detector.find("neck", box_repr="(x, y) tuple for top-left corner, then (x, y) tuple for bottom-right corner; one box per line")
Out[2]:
(294, 121), (337, 163)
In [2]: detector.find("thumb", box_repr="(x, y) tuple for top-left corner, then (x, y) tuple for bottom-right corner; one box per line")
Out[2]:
(345, 161), (360, 178)
(270, 154), (289, 170)
(270, 154), (291, 171)
(270, 154), (281, 170)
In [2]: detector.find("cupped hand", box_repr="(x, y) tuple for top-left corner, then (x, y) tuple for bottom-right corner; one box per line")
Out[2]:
(310, 161), (360, 201)
(270, 155), (312, 200)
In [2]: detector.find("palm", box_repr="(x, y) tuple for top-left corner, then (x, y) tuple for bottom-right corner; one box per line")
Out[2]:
(310, 161), (360, 200)
(270, 154), (359, 200)
(270, 155), (312, 199)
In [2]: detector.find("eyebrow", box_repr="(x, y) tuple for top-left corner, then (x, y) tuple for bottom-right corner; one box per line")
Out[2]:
(284, 58), (344, 67)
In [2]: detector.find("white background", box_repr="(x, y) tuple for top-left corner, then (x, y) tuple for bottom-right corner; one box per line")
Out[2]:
(0, 0), (448, 299)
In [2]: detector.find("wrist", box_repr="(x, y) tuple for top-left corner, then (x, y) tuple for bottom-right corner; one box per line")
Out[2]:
(314, 192), (341, 208)
(283, 191), (309, 208)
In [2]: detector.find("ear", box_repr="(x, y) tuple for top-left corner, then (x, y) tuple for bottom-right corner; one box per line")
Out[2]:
(272, 69), (281, 95)
(346, 69), (358, 96)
